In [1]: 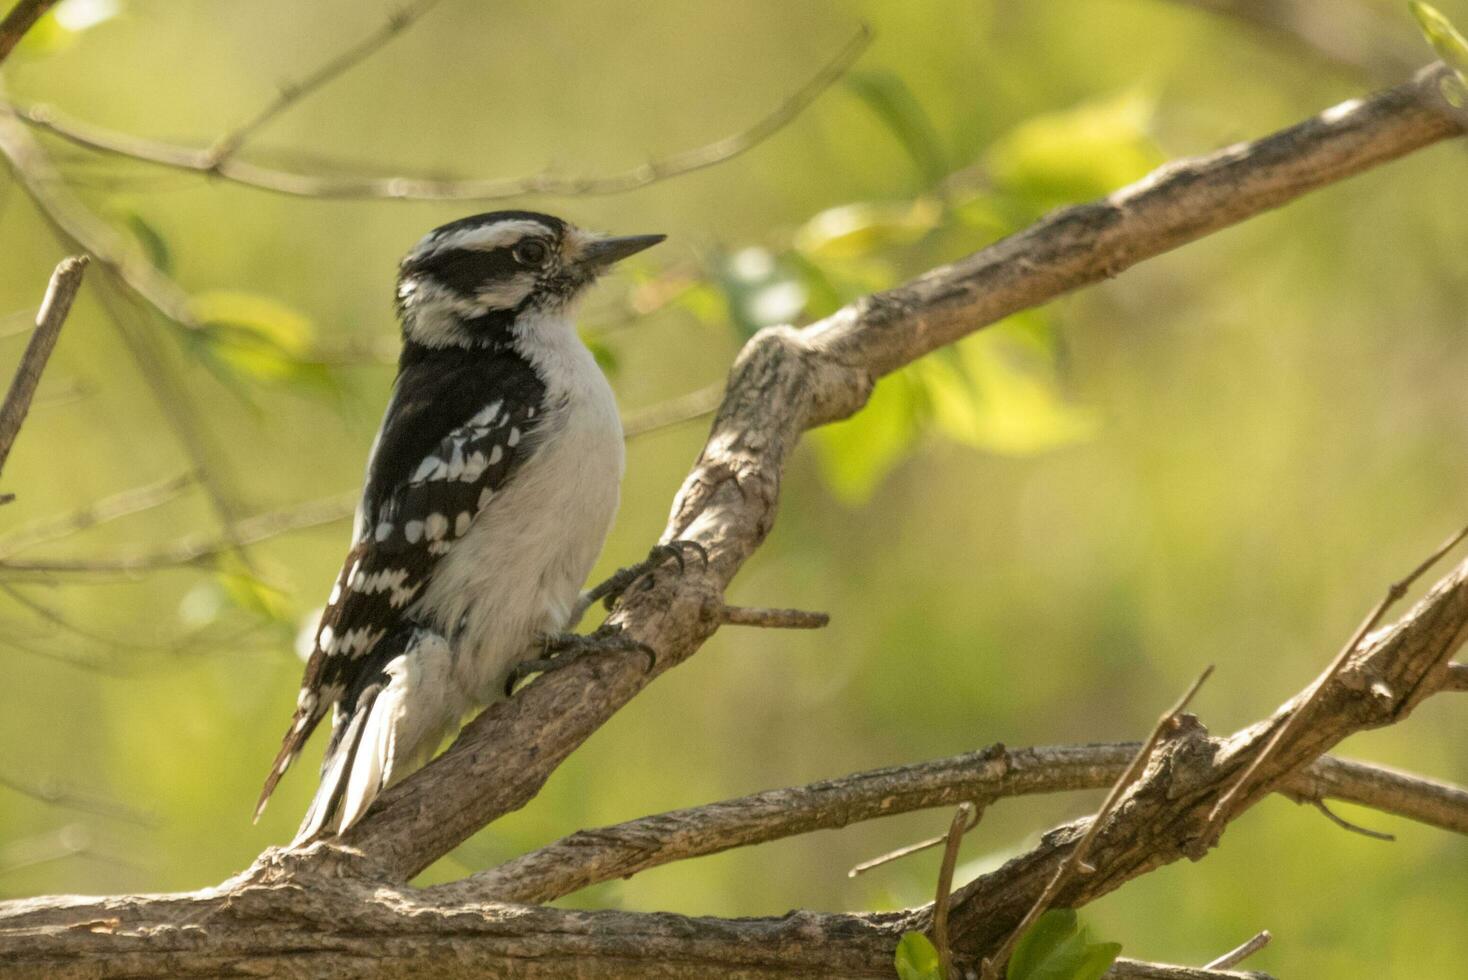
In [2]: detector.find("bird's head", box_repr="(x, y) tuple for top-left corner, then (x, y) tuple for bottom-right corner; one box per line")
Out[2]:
(395, 210), (663, 349)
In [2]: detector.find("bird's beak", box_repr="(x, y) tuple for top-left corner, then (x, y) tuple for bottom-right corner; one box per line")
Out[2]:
(580, 233), (666, 267)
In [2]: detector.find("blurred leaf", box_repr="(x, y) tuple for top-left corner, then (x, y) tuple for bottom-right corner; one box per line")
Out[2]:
(794, 199), (942, 261)
(214, 569), (293, 625)
(1410, 3), (1468, 84)
(894, 931), (945, 980)
(846, 70), (949, 187)
(117, 211), (173, 275)
(985, 89), (1160, 212)
(812, 370), (925, 504)
(187, 291), (335, 393)
(1008, 909), (1121, 980)
(918, 313), (1097, 456)
(13, 0), (122, 56)
(712, 247), (808, 337)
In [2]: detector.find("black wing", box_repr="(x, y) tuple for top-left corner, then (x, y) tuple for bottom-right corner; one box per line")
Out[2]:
(256, 344), (545, 817)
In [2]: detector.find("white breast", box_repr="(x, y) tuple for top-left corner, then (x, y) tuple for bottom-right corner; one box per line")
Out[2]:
(411, 311), (624, 709)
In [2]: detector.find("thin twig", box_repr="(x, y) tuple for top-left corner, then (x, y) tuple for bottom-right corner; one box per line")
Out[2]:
(6, 25), (871, 201)
(850, 820), (976, 878)
(202, 0), (445, 169)
(1203, 930), (1272, 971)
(1206, 521), (1468, 834)
(0, 770), (155, 826)
(719, 605), (829, 629)
(622, 384), (724, 439)
(0, 255), (87, 480)
(1443, 662), (1468, 691)
(0, 471), (193, 558)
(981, 666), (1214, 980)
(0, 0), (58, 66)
(0, 490), (355, 575)
(1310, 799), (1395, 842)
(931, 802), (975, 980)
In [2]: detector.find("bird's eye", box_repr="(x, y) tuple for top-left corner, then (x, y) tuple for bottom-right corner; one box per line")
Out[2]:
(513, 240), (550, 266)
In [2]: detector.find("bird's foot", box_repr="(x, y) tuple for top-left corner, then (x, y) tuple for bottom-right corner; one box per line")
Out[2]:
(584, 540), (708, 613)
(504, 624), (656, 696)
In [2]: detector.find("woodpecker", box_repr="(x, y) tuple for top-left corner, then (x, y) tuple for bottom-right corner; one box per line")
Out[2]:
(256, 211), (675, 842)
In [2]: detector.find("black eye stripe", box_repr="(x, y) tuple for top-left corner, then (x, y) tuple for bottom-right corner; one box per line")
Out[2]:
(411, 247), (523, 295)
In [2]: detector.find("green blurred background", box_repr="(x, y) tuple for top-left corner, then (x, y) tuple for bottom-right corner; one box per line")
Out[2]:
(1, 1), (1465, 975)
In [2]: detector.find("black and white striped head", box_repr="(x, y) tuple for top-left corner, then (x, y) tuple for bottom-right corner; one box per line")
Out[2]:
(395, 211), (663, 349)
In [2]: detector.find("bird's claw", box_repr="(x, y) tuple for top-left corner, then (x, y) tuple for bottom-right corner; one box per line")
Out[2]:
(504, 624), (656, 696)
(588, 540), (708, 613)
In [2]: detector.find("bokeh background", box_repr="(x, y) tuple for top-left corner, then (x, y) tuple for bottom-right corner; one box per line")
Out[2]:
(1, 1), (1465, 975)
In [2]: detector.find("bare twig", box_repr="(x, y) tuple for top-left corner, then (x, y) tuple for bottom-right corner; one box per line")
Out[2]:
(0, 0), (58, 66)
(0, 770), (154, 826)
(981, 667), (1213, 980)
(719, 605), (829, 629)
(1443, 662), (1468, 691)
(0, 255), (87, 481)
(1203, 930), (1272, 971)
(5, 26), (871, 201)
(202, 0), (444, 169)
(0, 471), (193, 558)
(0, 491), (355, 575)
(850, 808), (985, 879)
(1111, 961), (1272, 980)
(932, 802), (976, 980)
(621, 383), (724, 439)
(1310, 799), (1395, 841)
(1206, 521), (1468, 834)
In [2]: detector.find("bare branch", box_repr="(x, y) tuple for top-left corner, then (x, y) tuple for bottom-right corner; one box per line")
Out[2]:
(0, 255), (87, 481)
(0, 0), (58, 66)
(0, 471), (193, 558)
(1309, 799), (1395, 841)
(4, 26), (871, 201)
(1110, 961), (1271, 980)
(1203, 931), (1272, 971)
(0, 491), (355, 575)
(434, 742), (1466, 907)
(202, 0), (445, 169)
(980, 667), (1213, 980)
(1443, 661), (1468, 691)
(719, 605), (829, 629)
(0, 769), (154, 826)
(932, 803), (975, 979)
(621, 383), (723, 439)
(1206, 519), (1468, 834)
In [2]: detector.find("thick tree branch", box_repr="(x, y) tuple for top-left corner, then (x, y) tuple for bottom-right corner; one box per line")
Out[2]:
(433, 743), (1466, 906)
(336, 61), (1465, 884)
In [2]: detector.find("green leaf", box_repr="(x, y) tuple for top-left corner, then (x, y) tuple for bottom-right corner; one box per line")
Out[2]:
(917, 313), (1097, 457)
(812, 369), (927, 505)
(894, 931), (945, 980)
(187, 291), (334, 391)
(985, 89), (1159, 212)
(1007, 909), (1122, 980)
(793, 199), (942, 261)
(118, 211), (173, 275)
(214, 569), (293, 625)
(1410, 3), (1468, 84)
(846, 70), (948, 187)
